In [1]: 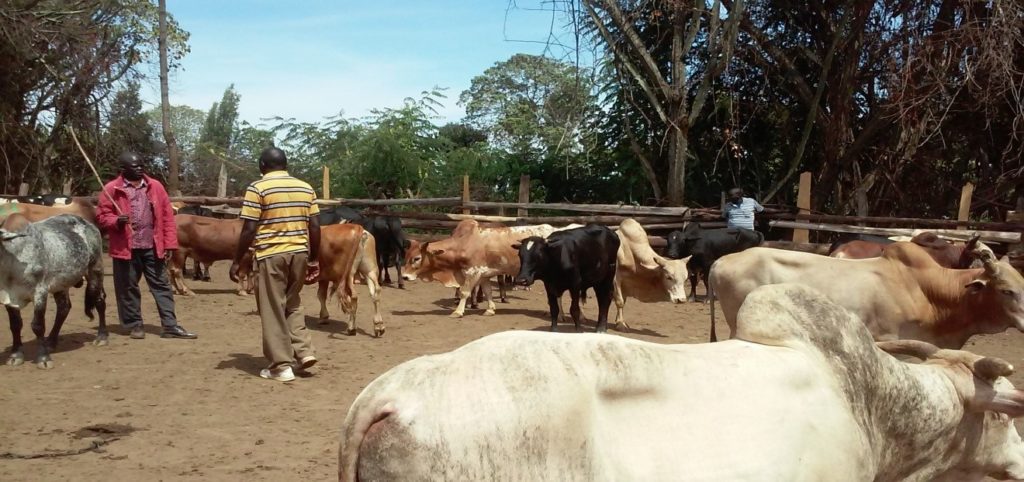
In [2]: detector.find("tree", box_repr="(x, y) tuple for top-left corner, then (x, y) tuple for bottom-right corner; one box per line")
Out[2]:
(106, 83), (157, 162)
(579, 0), (746, 205)
(158, 0), (182, 195)
(0, 0), (188, 194)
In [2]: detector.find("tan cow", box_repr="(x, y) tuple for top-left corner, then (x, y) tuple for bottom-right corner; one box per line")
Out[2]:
(612, 219), (690, 329)
(315, 224), (385, 337)
(169, 214), (251, 296)
(0, 200), (96, 226)
(402, 220), (566, 317)
(339, 284), (1024, 481)
(709, 241), (1024, 348)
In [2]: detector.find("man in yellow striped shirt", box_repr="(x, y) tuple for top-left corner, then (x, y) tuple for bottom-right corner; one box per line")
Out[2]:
(230, 147), (321, 382)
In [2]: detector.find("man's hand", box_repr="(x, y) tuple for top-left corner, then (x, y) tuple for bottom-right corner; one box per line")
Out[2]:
(304, 261), (320, 285)
(116, 215), (129, 228)
(229, 261), (241, 283)
(164, 248), (176, 262)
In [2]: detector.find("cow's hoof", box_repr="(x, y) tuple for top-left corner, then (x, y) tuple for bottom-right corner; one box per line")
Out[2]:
(6, 353), (24, 366)
(615, 322), (630, 331)
(397, 284), (405, 289)
(449, 312), (464, 319)
(374, 326), (386, 338)
(500, 299), (509, 304)
(345, 328), (356, 336)
(318, 318), (330, 326)
(483, 309), (496, 316)
(92, 334), (109, 347)
(36, 357), (54, 369)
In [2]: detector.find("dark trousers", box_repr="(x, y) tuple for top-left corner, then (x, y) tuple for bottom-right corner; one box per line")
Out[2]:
(112, 248), (178, 329)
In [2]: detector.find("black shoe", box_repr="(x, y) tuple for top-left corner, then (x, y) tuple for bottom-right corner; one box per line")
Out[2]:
(161, 325), (197, 339)
(130, 326), (145, 339)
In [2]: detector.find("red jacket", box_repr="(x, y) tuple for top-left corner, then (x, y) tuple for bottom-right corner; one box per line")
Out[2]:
(96, 174), (178, 260)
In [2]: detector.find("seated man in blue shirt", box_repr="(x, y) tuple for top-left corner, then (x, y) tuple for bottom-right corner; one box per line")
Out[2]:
(722, 187), (764, 231)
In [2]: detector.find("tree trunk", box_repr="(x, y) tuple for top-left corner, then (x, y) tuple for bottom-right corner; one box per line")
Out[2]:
(666, 125), (687, 205)
(158, 0), (180, 196)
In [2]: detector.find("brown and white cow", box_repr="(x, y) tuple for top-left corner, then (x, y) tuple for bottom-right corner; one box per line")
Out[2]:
(169, 214), (251, 296)
(612, 219), (690, 330)
(832, 231), (984, 269)
(710, 241), (1024, 348)
(339, 284), (1024, 481)
(0, 200), (96, 226)
(404, 239), (506, 307)
(315, 224), (385, 337)
(401, 220), (565, 317)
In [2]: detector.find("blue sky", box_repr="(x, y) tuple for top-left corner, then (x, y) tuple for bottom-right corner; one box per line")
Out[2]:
(140, 1), (578, 126)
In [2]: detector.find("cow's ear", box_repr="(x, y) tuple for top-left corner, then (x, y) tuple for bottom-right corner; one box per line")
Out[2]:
(965, 279), (988, 293)
(511, 243), (521, 250)
(429, 249), (445, 256)
(402, 239), (411, 249)
(0, 230), (24, 242)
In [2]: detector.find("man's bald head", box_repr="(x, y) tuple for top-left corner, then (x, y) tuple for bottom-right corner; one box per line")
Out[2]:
(119, 151), (145, 181)
(258, 147), (287, 173)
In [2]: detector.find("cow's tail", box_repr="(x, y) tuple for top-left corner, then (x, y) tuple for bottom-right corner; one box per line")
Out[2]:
(709, 265), (717, 343)
(339, 400), (396, 482)
(84, 264), (104, 321)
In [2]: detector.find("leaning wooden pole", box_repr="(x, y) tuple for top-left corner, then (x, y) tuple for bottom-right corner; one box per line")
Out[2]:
(793, 172), (812, 243)
(462, 175), (470, 215)
(956, 182), (974, 231)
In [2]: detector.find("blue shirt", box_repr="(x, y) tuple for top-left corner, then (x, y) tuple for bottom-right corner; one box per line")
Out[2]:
(723, 197), (764, 230)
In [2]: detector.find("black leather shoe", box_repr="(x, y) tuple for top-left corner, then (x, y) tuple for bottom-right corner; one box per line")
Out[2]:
(130, 326), (145, 339)
(161, 325), (197, 339)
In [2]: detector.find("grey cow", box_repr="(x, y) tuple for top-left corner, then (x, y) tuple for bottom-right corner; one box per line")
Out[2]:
(0, 214), (107, 368)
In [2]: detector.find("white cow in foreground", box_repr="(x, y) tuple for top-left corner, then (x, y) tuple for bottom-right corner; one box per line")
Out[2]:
(338, 284), (1024, 481)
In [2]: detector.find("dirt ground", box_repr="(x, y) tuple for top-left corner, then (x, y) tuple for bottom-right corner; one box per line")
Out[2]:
(1, 259), (1023, 481)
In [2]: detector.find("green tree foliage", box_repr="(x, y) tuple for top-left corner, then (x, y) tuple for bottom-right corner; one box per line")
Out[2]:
(0, 0), (188, 194)
(105, 83), (157, 168)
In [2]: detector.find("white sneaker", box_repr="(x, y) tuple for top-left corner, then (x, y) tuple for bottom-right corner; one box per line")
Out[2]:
(260, 366), (295, 382)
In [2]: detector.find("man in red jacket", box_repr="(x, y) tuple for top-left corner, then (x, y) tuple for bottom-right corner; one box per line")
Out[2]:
(96, 152), (197, 340)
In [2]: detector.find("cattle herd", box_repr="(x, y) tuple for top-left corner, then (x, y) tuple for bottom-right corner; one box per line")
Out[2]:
(4, 196), (1024, 480)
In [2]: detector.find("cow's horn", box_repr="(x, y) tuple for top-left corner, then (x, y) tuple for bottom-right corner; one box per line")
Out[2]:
(974, 356), (1015, 381)
(876, 340), (939, 360)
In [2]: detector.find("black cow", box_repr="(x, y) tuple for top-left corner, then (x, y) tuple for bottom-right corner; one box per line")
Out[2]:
(666, 223), (763, 302)
(318, 206), (410, 288)
(513, 224), (619, 333)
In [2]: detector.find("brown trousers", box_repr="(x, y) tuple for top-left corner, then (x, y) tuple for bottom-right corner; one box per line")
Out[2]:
(255, 251), (313, 370)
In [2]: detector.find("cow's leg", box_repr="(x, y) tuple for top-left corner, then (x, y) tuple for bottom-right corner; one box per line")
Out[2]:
(498, 275), (508, 303)
(568, 287), (583, 333)
(480, 278), (496, 316)
(317, 280), (330, 323)
(687, 270), (699, 303)
(46, 291), (71, 350)
(545, 285), (560, 332)
(30, 291), (53, 369)
(469, 284), (480, 310)
(701, 270), (712, 304)
(394, 248), (405, 289)
(612, 276), (629, 330)
(168, 249), (193, 296)
(88, 265), (109, 347)
(379, 251), (392, 286)
(6, 307), (24, 366)
(365, 268), (385, 337)
(191, 257), (201, 281)
(451, 273), (480, 318)
(594, 279), (614, 334)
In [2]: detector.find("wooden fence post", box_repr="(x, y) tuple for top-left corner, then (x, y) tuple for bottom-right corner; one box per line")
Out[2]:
(462, 175), (470, 215)
(18, 183), (29, 196)
(957, 182), (974, 230)
(793, 172), (812, 243)
(62, 179), (72, 195)
(322, 165), (331, 200)
(216, 162), (227, 198)
(518, 175), (530, 218)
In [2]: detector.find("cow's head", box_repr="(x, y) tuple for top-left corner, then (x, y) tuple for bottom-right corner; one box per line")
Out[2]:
(964, 248), (1024, 333)
(666, 223), (701, 259)
(650, 256), (689, 304)
(878, 340), (1024, 481)
(402, 241), (443, 281)
(513, 237), (551, 286)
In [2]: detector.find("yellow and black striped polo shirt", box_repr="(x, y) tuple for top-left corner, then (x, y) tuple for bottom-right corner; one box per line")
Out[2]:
(240, 170), (320, 260)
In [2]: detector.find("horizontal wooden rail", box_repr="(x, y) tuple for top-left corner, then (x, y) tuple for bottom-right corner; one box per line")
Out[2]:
(769, 212), (1024, 231)
(770, 220), (1022, 244)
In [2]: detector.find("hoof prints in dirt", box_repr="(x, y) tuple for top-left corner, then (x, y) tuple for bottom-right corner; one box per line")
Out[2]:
(0, 423), (137, 460)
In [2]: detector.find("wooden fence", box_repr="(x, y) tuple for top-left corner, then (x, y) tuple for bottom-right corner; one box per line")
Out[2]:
(63, 170), (1022, 248)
